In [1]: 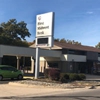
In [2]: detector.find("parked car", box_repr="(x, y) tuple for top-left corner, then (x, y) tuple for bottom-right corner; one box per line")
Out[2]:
(0, 65), (23, 80)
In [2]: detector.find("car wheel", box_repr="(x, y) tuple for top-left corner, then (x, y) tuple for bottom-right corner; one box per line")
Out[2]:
(0, 75), (3, 81)
(17, 75), (23, 80)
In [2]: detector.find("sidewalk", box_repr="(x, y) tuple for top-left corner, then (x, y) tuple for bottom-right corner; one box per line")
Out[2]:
(85, 74), (100, 81)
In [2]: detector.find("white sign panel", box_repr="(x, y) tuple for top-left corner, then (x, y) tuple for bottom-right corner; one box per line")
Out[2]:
(36, 12), (54, 37)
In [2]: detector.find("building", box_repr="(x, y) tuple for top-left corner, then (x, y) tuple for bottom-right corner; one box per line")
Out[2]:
(30, 42), (100, 74)
(0, 42), (100, 75)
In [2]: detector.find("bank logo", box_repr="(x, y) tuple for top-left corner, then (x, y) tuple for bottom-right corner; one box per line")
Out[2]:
(38, 16), (41, 20)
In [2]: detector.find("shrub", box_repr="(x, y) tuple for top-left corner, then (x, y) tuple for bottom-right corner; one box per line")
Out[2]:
(44, 68), (50, 78)
(59, 73), (69, 83)
(69, 73), (79, 81)
(48, 68), (60, 81)
(44, 70), (86, 82)
(78, 74), (86, 80)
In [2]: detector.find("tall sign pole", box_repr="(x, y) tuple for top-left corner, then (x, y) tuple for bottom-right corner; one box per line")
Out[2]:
(35, 12), (54, 79)
(35, 47), (39, 79)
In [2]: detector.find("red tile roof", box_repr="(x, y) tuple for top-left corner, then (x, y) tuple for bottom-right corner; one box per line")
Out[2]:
(54, 42), (100, 53)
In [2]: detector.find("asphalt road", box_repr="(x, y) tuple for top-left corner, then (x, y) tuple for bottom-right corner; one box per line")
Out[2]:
(0, 87), (100, 100)
(0, 80), (100, 100)
(21, 88), (100, 100)
(0, 79), (19, 84)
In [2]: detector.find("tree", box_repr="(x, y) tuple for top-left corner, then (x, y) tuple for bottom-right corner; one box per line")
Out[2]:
(95, 42), (100, 48)
(54, 38), (60, 42)
(59, 38), (66, 43)
(54, 38), (81, 45)
(0, 19), (31, 46)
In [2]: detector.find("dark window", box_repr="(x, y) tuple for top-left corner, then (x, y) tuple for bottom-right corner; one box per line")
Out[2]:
(62, 49), (86, 55)
(0, 66), (17, 71)
(7, 67), (16, 71)
(68, 50), (75, 54)
(48, 62), (58, 68)
(0, 67), (8, 70)
(98, 53), (100, 57)
(37, 38), (48, 44)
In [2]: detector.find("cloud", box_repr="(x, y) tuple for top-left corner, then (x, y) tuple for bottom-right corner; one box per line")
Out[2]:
(86, 11), (93, 14)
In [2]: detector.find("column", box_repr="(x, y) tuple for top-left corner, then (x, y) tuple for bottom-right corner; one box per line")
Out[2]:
(0, 57), (2, 65)
(16, 56), (21, 70)
(31, 56), (35, 73)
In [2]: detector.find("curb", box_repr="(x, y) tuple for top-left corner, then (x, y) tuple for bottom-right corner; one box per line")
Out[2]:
(23, 76), (34, 80)
(8, 81), (93, 89)
(8, 82), (43, 88)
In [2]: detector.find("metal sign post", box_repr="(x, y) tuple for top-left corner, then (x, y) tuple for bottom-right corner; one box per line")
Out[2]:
(35, 12), (54, 79)
(35, 47), (39, 79)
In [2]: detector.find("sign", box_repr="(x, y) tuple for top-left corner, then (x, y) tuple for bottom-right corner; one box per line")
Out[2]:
(36, 12), (54, 47)
(36, 12), (54, 37)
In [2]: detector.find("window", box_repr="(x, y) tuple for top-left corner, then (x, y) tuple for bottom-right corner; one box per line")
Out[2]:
(48, 62), (58, 68)
(0, 67), (8, 71)
(62, 49), (86, 55)
(7, 67), (17, 71)
(98, 53), (100, 57)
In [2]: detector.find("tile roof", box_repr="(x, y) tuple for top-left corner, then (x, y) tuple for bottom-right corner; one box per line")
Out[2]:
(54, 42), (100, 53)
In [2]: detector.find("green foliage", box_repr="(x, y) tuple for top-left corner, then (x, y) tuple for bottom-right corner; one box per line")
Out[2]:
(0, 19), (31, 47)
(59, 73), (69, 83)
(69, 73), (79, 81)
(95, 42), (100, 48)
(78, 74), (86, 80)
(59, 73), (86, 83)
(54, 38), (81, 45)
(60, 38), (67, 43)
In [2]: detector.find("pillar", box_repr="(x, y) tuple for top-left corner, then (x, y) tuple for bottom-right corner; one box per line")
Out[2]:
(31, 56), (35, 73)
(16, 56), (21, 70)
(0, 57), (2, 65)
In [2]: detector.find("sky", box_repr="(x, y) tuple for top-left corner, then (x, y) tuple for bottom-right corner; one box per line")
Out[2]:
(0, 0), (100, 47)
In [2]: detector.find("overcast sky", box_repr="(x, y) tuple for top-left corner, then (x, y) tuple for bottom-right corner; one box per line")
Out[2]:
(0, 0), (100, 47)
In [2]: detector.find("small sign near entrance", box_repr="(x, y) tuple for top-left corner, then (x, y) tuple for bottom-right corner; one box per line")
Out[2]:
(36, 12), (54, 47)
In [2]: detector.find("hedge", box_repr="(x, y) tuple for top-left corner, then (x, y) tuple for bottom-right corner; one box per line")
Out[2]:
(59, 73), (86, 83)
(59, 73), (69, 83)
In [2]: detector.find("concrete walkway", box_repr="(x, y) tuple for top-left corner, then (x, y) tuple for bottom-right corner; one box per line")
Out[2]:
(85, 74), (100, 81)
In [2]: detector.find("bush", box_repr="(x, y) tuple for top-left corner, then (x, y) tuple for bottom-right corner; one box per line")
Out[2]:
(59, 73), (69, 83)
(49, 68), (60, 81)
(44, 70), (86, 82)
(44, 68), (50, 78)
(78, 74), (86, 80)
(69, 73), (80, 81)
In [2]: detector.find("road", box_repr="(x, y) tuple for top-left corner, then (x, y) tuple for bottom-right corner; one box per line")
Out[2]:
(26, 88), (100, 100)
(0, 80), (100, 100)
